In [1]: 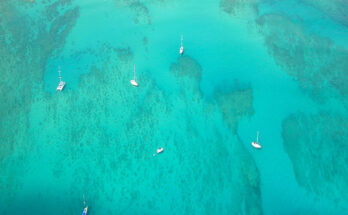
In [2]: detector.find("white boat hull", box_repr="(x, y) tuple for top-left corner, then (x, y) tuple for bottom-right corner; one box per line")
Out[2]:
(251, 142), (261, 149)
(56, 81), (66, 91)
(130, 80), (138, 87)
(157, 148), (163, 154)
(179, 46), (184, 55)
(82, 206), (88, 215)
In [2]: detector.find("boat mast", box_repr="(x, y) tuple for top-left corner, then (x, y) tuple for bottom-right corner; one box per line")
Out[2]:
(58, 67), (62, 82)
(134, 65), (136, 81)
(256, 131), (259, 144)
(181, 35), (183, 47)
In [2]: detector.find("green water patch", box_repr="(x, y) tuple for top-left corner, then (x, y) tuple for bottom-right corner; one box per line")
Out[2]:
(168, 55), (204, 100)
(0, 0), (79, 212)
(220, 0), (259, 17)
(282, 112), (348, 206)
(220, 1), (348, 106)
(170, 56), (201, 80)
(114, 0), (152, 25)
(215, 88), (254, 133)
(301, 0), (348, 27)
(256, 14), (348, 104)
(212, 83), (260, 214)
(0, 0), (80, 154)
(0, 1), (265, 214)
(6, 46), (140, 214)
(1, 43), (263, 214)
(0, 0), (79, 154)
(115, 46), (133, 63)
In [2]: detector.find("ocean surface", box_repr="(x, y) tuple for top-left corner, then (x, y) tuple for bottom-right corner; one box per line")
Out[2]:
(0, 0), (347, 214)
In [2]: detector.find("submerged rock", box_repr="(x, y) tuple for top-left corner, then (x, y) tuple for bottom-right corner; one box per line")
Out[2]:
(116, 0), (152, 25)
(0, 1), (80, 214)
(257, 14), (348, 103)
(170, 56), (202, 81)
(302, 0), (348, 27)
(216, 88), (254, 133)
(282, 112), (348, 204)
(220, 0), (260, 16)
(214, 86), (261, 214)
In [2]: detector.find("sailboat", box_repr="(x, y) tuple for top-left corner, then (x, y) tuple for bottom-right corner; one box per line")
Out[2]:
(157, 147), (164, 154)
(251, 131), (261, 149)
(82, 206), (88, 215)
(130, 65), (138, 87)
(179, 35), (184, 55)
(82, 195), (88, 215)
(56, 67), (66, 91)
(153, 147), (164, 156)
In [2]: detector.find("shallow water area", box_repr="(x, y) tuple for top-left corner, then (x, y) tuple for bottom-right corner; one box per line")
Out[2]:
(0, 0), (347, 214)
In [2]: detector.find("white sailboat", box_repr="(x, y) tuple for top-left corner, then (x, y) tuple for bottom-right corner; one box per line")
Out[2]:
(56, 67), (66, 91)
(82, 195), (88, 215)
(179, 35), (184, 55)
(251, 131), (261, 149)
(82, 206), (88, 215)
(157, 147), (164, 154)
(153, 147), (164, 156)
(130, 65), (138, 87)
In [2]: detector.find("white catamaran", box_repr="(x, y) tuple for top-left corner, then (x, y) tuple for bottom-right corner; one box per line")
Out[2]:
(130, 65), (138, 87)
(251, 131), (261, 149)
(179, 35), (184, 55)
(56, 67), (66, 91)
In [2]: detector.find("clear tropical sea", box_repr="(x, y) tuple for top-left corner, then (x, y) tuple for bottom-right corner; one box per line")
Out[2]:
(0, 0), (347, 214)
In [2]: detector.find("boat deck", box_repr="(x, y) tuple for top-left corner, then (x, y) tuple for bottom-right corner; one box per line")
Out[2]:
(57, 81), (66, 91)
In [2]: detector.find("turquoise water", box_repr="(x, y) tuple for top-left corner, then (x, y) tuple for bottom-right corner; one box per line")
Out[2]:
(0, 0), (347, 214)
